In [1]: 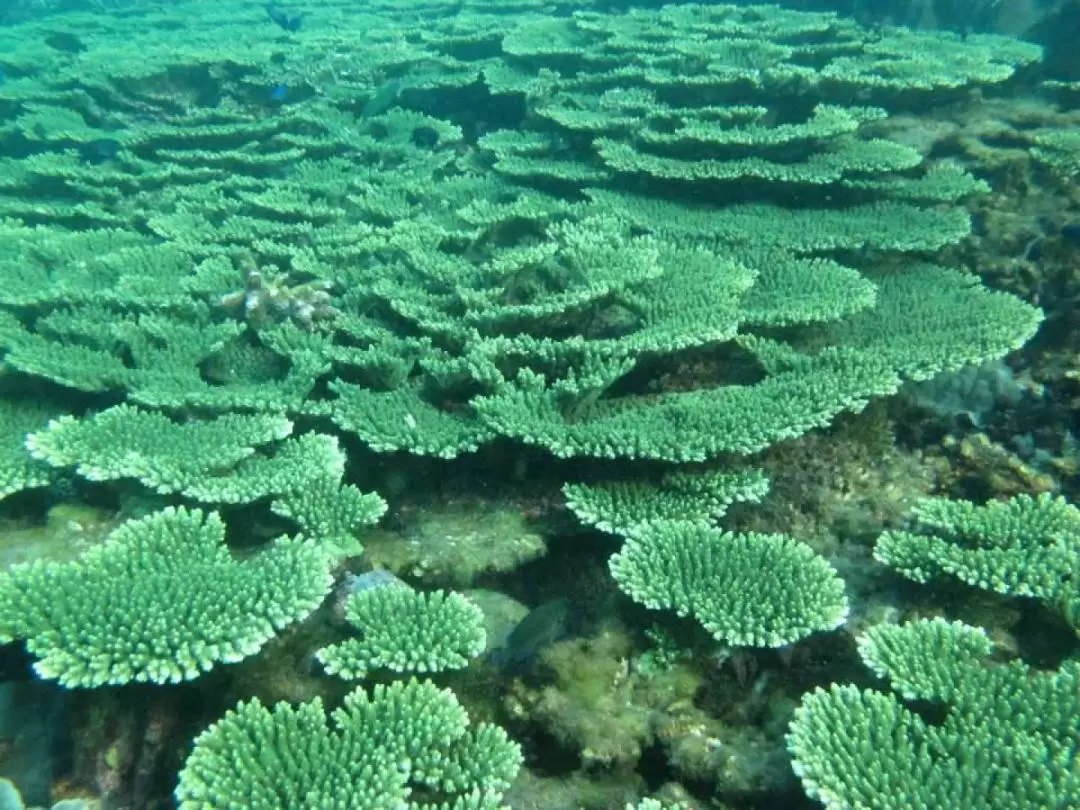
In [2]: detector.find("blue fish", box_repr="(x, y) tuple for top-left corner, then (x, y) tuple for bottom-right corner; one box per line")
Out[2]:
(269, 84), (288, 102)
(346, 569), (405, 594)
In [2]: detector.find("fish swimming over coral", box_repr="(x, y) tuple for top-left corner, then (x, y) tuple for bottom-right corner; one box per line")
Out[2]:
(490, 598), (570, 671)
(265, 4), (303, 31)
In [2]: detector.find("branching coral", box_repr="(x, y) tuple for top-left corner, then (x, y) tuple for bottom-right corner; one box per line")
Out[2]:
(788, 493), (1080, 807)
(219, 250), (340, 329)
(0, 507), (334, 687)
(176, 678), (522, 810)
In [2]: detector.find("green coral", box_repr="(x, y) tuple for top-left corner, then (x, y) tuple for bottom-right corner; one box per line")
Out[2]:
(1031, 129), (1080, 178)
(271, 476), (388, 556)
(0, 395), (59, 501)
(0, 0), (1043, 468)
(875, 493), (1080, 631)
(175, 678), (522, 810)
(790, 493), (1080, 807)
(567, 467), (849, 649)
(564, 469), (770, 535)
(25, 405), (291, 492)
(497, 7), (1041, 177)
(180, 432), (347, 505)
(826, 265), (1043, 381)
(25, 405), (358, 506)
(317, 585), (487, 680)
(610, 520), (849, 647)
(0, 507), (333, 687)
(788, 618), (1080, 809)
(326, 382), (497, 459)
(475, 349), (902, 462)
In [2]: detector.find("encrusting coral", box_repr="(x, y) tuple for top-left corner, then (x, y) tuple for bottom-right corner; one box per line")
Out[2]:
(364, 497), (549, 586)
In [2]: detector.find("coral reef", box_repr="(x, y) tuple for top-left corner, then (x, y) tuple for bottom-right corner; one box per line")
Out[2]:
(788, 493), (1080, 807)
(0, 0), (1070, 806)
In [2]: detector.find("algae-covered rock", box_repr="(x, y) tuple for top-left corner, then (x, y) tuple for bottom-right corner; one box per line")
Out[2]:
(506, 629), (651, 771)
(463, 589), (531, 655)
(365, 499), (547, 586)
(0, 503), (118, 571)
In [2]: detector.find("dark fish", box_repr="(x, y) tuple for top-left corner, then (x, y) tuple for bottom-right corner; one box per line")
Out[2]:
(1061, 222), (1080, 246)
(265, 5), (303, 32)
(77, 138), (122, 165)
(44, 32), (85, 53)
(269, 84), (288, 102)
(411, 125), (440, 149)
(490, 598), (570, 671)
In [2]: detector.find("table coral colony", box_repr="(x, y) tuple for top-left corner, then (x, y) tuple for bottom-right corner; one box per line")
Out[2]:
(0, 0), (1069, 807)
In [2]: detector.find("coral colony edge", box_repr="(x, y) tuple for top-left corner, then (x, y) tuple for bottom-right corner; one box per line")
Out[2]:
(0, 0), (1076, 808)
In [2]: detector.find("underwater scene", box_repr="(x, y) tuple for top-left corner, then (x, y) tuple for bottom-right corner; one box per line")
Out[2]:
(0, 0), (1077, 807)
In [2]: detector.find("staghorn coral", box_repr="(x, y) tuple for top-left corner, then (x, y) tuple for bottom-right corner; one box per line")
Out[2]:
(316, 584), (488, 680)
(875, 493), (1080, 631)
(566, 470), (849, 649)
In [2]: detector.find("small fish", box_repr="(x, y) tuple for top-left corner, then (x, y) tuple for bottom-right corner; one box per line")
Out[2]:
(1061, 222), (1080, 246)
(360, 78), (404, 118)
(269, 84), (288, 102)
(77, 138), (122, 165)
(265, 5), (303, 32)
(346, 569), (405, 594)
(411, 125), (440, 149)
(490, 598), (570, 671)
(44, 32), (85, 53)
